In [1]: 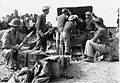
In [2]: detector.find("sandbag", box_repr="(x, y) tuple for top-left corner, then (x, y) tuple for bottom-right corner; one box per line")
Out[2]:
(8, 67), (33, 83)
(32, 59), (51, 83)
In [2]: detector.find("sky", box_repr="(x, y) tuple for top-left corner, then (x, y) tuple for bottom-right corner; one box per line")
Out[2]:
(0, 0), (120, 27)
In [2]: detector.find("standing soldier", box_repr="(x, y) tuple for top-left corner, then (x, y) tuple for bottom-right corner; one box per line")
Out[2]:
(56, 8), (70, 55)
(33, 6), (50, 52)
(60, 15), (78, 55)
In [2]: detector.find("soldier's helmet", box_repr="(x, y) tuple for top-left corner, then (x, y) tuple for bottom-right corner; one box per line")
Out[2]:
(9, 18), (21, 27)
(95, 17), (103, 24)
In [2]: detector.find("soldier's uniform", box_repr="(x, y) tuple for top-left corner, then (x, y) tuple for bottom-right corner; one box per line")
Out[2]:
(84, 18), (110, 62)
(85, 11), (96, 40)
(56, 8), (69, 54)
(60, 15), (77, 55)
(33, 6), (50, 51)
(0, 18), (21, 69)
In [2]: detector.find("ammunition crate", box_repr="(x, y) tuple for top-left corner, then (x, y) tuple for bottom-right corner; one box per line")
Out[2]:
(28, 51), (48, 68)
(18, 50), (48, 69)
(18, 51), (27, 69)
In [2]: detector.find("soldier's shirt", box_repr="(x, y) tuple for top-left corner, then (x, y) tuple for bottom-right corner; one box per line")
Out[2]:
(85, 19), (95, 31)
(56, 14), (68, 32)
(36, 14), (46, 33)
(63, 21), (76, 35)
(0, 28), (20, 49)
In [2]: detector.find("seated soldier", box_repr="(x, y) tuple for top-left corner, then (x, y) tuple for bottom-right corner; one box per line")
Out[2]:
(24, 17), (35, 34)
(84, 17), (111, 62)
(0, 18), (22, 70)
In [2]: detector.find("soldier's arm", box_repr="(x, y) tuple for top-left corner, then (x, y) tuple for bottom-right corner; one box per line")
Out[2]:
(1, 32), (17, 49)
(91, 29), (103, 42)
(36, 15), (43, 34)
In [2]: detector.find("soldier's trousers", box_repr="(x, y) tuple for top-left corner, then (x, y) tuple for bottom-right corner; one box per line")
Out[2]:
(60, 32), (71, 55)
(84, 40), (110, 57)
(33, 35), (47, 52)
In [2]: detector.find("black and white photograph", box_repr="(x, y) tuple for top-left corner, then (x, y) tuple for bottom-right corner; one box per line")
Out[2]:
(0, 0), (119, 83)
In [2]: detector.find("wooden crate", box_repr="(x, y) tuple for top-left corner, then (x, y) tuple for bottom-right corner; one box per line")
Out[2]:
(18, 50), (48, 69)
(27, 51), (48, 69)
(18, 51), (28, 69)
(27, 54), (37, 68)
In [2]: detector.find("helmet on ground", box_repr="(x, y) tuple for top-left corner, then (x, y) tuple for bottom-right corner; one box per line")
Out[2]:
(9, 18), (21, 27)
(62, 8), (69, 13)
(68, 15), (78, 21)
(95, 17), (103, 24)
(42, 6), (50, 11)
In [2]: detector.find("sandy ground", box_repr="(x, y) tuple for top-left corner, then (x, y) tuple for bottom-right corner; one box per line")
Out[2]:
(0, 59), (120, 83)
(50, 61), (120, 83)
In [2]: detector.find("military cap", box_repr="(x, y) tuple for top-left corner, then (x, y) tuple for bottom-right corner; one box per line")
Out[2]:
(68, 15), (78, 21)
(42, 6), (50, 11)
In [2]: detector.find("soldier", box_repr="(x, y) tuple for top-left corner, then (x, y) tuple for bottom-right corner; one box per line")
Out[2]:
(0, 15), (12, 29)
(84, 17), (111, 62)
(60, 15), (78, 55)
(0, 18), (21, 70)
(56, 8), (70, 54)
(33, 14), (38, 23)
(84, 11), (97, 40)
(12, 9), (20, 19)
(33, 6), (50, 52)
(24, 16), (35, 34)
